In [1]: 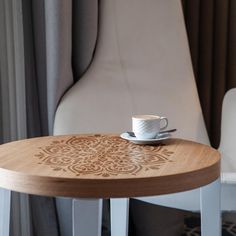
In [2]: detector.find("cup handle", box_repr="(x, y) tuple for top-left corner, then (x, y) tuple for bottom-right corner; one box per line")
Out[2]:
(160, 117), (168, 130)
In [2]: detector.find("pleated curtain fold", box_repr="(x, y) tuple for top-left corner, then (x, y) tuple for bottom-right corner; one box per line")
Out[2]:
(0, 0), (98, 235)
(183, 0), (236, 148)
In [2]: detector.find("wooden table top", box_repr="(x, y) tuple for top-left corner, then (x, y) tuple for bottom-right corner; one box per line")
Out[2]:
(0, 134), (220, 198)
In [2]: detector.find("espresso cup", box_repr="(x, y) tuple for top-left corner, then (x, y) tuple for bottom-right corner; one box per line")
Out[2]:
(132, 115), (168, 139)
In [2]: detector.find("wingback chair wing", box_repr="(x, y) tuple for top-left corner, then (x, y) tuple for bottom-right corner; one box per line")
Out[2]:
(54, 0), (235, 235)
(54, 0), (209, 144)
(220, 88), (236, 181)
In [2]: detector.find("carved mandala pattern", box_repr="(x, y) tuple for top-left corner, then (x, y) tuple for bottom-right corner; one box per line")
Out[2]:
(35, 135), (174, 177)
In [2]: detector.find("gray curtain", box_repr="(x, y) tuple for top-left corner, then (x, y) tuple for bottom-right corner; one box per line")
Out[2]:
(22, 0), (74, 235)
(23, 0), (74, 136)
(0, 0), (98, 235)
(0, 0), (77, 235)
(0, 1), (31, 235)
(22, 0), (97, 136)
(182, 0), (236, 148)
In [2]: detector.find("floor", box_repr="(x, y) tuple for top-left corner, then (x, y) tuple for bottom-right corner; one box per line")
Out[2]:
(183, 215), (236, 236)
(102, 208), (236, 236)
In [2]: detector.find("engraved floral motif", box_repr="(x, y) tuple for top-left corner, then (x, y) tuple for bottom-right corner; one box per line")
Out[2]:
(35, 135), (173, 177)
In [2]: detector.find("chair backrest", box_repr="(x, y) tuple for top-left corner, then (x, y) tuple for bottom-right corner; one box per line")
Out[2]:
(54, 0), (209, 145)
(219, 88), (236, 172)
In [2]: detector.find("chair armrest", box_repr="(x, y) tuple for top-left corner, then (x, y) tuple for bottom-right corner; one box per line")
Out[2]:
(219, 88), (236, 174)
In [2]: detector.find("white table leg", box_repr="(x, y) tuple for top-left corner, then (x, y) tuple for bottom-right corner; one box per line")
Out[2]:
(72, 198), (102, 236)
(200, 178), (221, 236)
(111, 198), (129, 236)
(0, 188), (11, 236)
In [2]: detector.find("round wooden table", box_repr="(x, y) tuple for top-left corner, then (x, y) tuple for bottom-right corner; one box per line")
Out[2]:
(0, 134), (220, 236)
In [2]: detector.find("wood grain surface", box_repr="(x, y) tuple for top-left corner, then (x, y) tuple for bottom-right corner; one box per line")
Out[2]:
(0, 134), (220, 198)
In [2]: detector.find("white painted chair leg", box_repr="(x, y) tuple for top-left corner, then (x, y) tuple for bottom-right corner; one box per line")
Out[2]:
(200, 178), (221, 236)
(111, 198), (129, 236)
(72, 198), (102, 236)
(0, 188), (11, 236)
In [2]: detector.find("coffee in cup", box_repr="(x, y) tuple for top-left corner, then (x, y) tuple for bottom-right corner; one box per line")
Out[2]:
(132, 115), (168, 139)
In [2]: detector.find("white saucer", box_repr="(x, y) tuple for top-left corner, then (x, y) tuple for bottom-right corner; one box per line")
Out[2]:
(120, 132), (171, 145)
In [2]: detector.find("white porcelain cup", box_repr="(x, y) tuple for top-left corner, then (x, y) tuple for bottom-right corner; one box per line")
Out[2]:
(132, 115), (168, 139)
